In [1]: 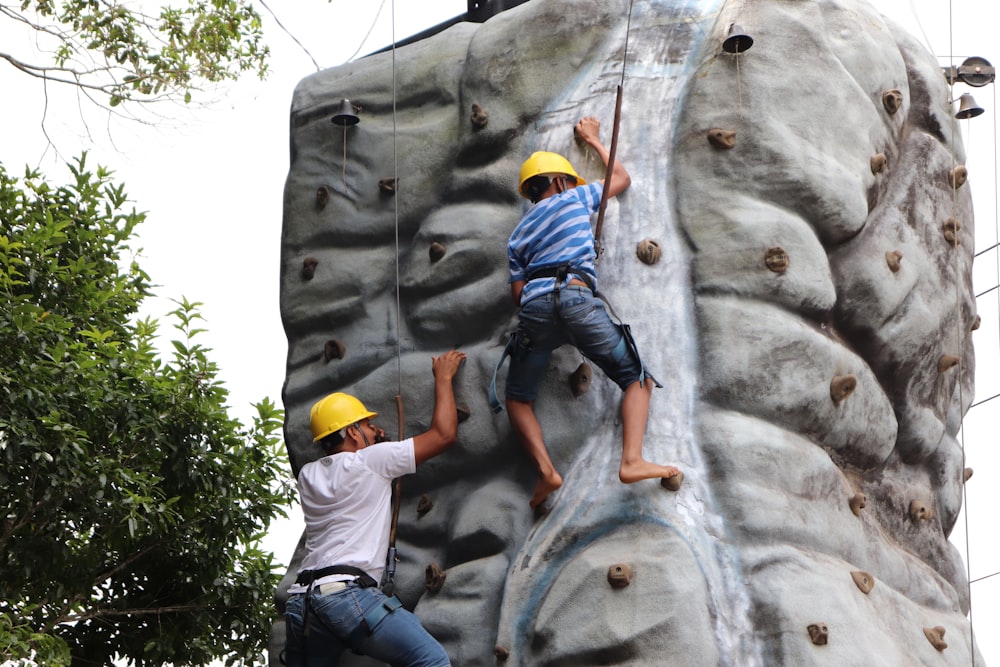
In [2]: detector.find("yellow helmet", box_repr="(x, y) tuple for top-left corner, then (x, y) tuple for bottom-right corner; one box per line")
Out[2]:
(518, 151), (585, 199)
(309, 392), (378, 442)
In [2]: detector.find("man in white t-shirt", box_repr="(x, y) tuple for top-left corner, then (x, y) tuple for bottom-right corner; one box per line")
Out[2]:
(284, 350), (465, 667)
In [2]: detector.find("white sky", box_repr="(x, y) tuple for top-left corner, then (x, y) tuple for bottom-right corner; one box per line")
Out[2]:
(1, 0), (998, 663)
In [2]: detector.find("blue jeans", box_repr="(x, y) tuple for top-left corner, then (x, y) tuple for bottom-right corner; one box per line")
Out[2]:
(505, 286), (640, 401)
(284, 584), (450, 667)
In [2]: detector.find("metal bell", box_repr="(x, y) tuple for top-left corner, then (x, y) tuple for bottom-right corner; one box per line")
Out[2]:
(331, 99), (360, 126)
(955, 93), (985, 120)
(722, 23), (754, 54)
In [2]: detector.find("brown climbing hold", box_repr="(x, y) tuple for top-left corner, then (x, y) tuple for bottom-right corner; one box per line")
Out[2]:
(316, 185), (330, 208)
(830, 374), (857, 404)
(765, 246), (789, 273)
(971, 314), (981, 331)
(909, 499), (933, 522)
(569, 362), (593, 398)
(885, 250), (903, 273)
(924, 626), (948, 651)
(943, 218), (961, 246)
(429, 242), (447, 263)
(425, 563), (446, 593)
(636, 238), (662, 265)
(379, 177), (398, 194)
(870, 153), (887, 174)
(851, 570), (875, 594)
(301, 256), (319, 280)
(661, 471), (684, 492)
(964, 467), (974, 482)
(849, 491), (866, 516)
(807, 623), (829, 646)
(456, 403), (471, 423)
(707, 128), (736, 149)
(882, 89), (903, 114)
(416, 493), (433, 517)
(493, 646), (510, 662)
(937, 354), (960, 373)
(948, 165), (968, 189)
(323, 339), (346, 362)
(607, 563), (633, 588)
(471, 103), (489, 129)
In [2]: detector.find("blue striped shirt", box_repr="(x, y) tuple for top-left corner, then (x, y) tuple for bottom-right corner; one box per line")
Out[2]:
(508, 182), (603, 306)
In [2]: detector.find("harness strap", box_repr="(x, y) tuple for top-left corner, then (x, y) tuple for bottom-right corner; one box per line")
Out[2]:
(296, 564), (378, 588)
(348, 595), (404, 652)
(488, 334), (516, 414)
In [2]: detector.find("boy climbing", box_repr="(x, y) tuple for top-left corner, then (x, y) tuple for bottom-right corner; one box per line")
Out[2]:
(503, 116), (681, 510)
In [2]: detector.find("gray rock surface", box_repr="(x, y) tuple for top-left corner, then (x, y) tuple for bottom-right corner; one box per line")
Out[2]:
(273, 0), (982, 664)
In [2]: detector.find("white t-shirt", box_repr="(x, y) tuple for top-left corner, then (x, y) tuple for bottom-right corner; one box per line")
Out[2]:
(288, 438), (415, 594)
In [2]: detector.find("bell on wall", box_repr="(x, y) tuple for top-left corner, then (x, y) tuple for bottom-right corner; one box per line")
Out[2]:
(331, 99), (360, 126)
(722, 23), (754, 54)
(955, 93), (985, 119)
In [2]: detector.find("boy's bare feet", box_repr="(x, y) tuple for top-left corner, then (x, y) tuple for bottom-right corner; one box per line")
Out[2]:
(530, 470), (563, 510)
(619, 460), (681, 485)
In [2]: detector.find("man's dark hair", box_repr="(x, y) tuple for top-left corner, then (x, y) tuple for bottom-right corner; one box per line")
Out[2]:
(523, 174), (577, 203)
(318, 430), (345, 455)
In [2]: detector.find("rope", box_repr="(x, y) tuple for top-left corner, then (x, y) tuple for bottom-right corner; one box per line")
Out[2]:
(593, 0), (635, 261)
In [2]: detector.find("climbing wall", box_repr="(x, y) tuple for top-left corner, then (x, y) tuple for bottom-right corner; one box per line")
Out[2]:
(273, 0), (982, 665)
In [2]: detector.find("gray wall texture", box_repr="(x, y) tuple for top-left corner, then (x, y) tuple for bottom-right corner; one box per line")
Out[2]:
(273, 0), (982, 664)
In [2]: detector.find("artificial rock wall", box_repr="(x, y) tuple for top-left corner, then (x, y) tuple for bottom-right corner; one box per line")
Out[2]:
(273, 0), (982, 665)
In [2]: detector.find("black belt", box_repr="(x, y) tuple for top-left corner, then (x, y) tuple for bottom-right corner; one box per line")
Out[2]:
(295, 564), (378, 588)
(527, 265), (596, 293)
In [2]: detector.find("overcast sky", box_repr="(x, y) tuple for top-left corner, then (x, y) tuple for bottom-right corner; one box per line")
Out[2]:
(2, 0), (998, 662)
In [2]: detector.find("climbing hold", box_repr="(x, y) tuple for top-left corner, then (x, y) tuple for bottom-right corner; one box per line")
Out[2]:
(948, 165), (968, 189)
(765, 246), (789, 273)
(316, 185), (331, 208)
(569, 362), (593, 397)
(417, 493), (433, 517)
(471, 103), (489, 129)
(457, 403), (471, 423)
(923, 626), (948, 651)
(885, 250), (903, 273)
(807, 623), (829, 646)
(566, 361), (592, 396)
(707, 128), (737, 149)
(964, 467), (974, 482)
(323, 339), (346, 362)
(909, 499), (933, 522)
(301, 256), (319, 281)
(971, 314), (981, 331)
(661, 471), (684, 492)
(943, 218), (961, 246)
(882, 89), (903, 115)
(425, 563), (447, 593)
(849, 491), (866, 516)
(607, 563), (633, 588)
(379, 177), (398, 194)
(636, 238), (662, 265)
(937, 354), (960, 373)
(870, 153), (887, 174)
(429, 242), (447, 263)
(830, 374), (857, 404)
(851, 570), (875, 594)
(493, 646), (510, 662)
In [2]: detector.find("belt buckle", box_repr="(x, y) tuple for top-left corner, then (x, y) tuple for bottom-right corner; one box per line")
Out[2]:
(317, 581), (349, 595)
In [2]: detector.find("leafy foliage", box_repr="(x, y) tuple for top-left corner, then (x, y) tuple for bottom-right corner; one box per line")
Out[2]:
(0, 0), (269, 105)
(0, 156), (295, 666)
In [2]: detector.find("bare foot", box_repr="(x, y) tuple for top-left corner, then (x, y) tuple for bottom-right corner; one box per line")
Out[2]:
(530, 471), (563, 510)
(619, 460), (681, 484)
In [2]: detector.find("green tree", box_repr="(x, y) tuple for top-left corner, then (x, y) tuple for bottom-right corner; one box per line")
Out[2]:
(0, 156), (295, 666)
(0, 0), (268, 106)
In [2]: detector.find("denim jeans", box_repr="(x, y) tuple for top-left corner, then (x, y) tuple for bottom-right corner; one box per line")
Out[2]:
(506, 286), (639, 401)
(284, 584), (450, 667)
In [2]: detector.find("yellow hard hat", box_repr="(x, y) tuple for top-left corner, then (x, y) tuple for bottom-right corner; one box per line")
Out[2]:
(518, 151), (585, 199)
(309, 392), (378, 442)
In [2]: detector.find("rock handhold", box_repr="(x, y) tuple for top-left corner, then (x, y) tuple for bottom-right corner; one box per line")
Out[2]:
(379, 177), (398, 194)
(607, 563), (633, 588)
(569, 362), (593, 398)
(661, 471), (684, 492)
(870, 153), (887, 174)
(882, 89), (903, 114)
(849, 491), (866, 516)
(972, 314), (981, 331)
(301, 256), (319, 280)
(429, 241), (447, 263)
(909, 499), (933, 522)
(885, 250), (903, 273)
(937, 354), (960, 373)
(456, 403), (471, 423)
(707, 128), (736, 149)
(416, 493), (433, 517)
(316, 185), (330, 208)
(943, 218), (961, 246)
(323, 339), (346, 362)
(471, 103), (489, 129)
(765, 246), (789, 273)
(923, 626), (948, 651)
(964, 467), (974, 482)
(851, 570), (875, 594)
(493, 646), (510, 662)
(830, 374), (857, 404)
(425, 562), (447, 593)
(948, 165), (968, 189)
(636, 238), (662, 265)
(807, 623), (829, 646)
